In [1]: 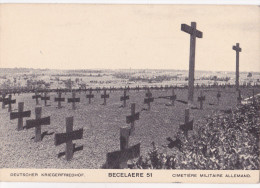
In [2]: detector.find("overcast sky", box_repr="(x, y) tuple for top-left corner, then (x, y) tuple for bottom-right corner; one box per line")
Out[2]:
(0, 4), (259, 71)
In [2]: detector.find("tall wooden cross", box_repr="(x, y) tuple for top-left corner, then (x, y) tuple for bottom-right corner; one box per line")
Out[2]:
(101, 89), (109, 105)
(144, 89), (154, 111)
(120, 89), (129, 107)
(233, 43), (242, 90)
(197, 90), (205, 110)
(126, 103), (139, 135)
(86, 88), (94, 104)
(68, 92), (80, 110)
(25, 107), (51, 142)
(55, 117), (83, 161)
(55, 92), (65, 109)
(181, 22), (203, 102)
(10, 102), (31, 131)
(41, 92), (50, 106)
(32, 91), (41, 105)
(106, 127), (140, 169)
(180, 108), (193, 137)
(4, 94), (16, 112)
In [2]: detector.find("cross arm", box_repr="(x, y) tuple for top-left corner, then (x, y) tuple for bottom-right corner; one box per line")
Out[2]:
(181, 24), (203, 38)
(10, 110), (31, 120)
(32, 95), (41, 99)
(232, 45), (242, 52)
(120, 96), (129, 101)
(4, 99), (16, 105)
(144, 98), (154, 103)
(55, 97), (65, 102)
(68, 98), (80, 103)
(106, 143), (140, 168)
(180, 119), (194, 131)
(55, 128), (83, 146)
(41, 96), (50, 100)
(126, 112), (140, 124)
(25, 116), (50, 129)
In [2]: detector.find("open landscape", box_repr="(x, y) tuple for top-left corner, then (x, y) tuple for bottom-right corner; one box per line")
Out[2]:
(0, 4), (259, 175)
(0, 68), (259, 169)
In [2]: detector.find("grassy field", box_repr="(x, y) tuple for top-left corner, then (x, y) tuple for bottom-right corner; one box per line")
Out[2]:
(0, 87), (259, 169)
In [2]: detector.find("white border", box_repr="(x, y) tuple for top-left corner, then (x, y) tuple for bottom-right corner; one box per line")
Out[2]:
(0, 0), (260, 5)
(0, 1), (259, 188)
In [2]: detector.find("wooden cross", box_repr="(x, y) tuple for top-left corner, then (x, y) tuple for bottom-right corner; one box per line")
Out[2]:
(0, 93), (8, 109)
(136, 86), (140, 92)
(86, 88), (94, 104)
(68, 92), (80, 110)
(144, 89), (154, 111)
(41, 92), (50, 106)
(101, 89), (109, 105)
(237, 89), (242, 105)
(197, 90), (205, 109)
(106, 127), (140, 169)
(170, 88), (177, 105)
(32, 91), (41, 105)
(181, 22), (203, 102)
(233, 43), (242, 90)
(55, 92), (65, 109)
(10, 102), (31, 131)
(4, 94), (16, 112)
(25, 107), (50, 142)
(120, 89), (129, 107)
(180, 108), (193, 137)
(217, 90), (221, 105)
(55, 117), (83, 161)
(166, 137), (182, 151)
(126, 103), (139, 134)
(252, 88), (255, 105)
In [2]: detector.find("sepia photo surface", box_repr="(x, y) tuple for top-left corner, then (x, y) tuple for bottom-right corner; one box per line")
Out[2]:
(0, 3), (259, 183)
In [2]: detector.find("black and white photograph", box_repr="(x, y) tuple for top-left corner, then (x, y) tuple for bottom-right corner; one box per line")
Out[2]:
(0, 2), (259, 184)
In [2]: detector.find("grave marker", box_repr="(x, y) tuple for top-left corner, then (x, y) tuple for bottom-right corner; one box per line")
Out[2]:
(55, 92), (65, 109)
(237, 89), (242, 105)
(120, 89), (129, 107)
(4, 94), (16, 112)
(170, 88), (177, 105)
(180, 108), (193, 137)
(233, 43), (242, 90)
(86, 89), (94, 104)
(55, 117), (83, 161)
(126, 103), (139, 134)
(0, 93), (8, 109)
(181, 22), (203, 102)
(217, 90), (221, 105)
(101, 89), (109, 105)
(41, 92), (50, 106)
(106, 127), (140, 169)
(144, 90), (154, 111)
(25, 107), (51, 142)
(252, 88), (255, 105)
(32, 91), (41, 105)
(68, 92), (80, 110)
(10, 102), (31, 131)
(197, 90), (205, 109)
(166, 137), (182, 151)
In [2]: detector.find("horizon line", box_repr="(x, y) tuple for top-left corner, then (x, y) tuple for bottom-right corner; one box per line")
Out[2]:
(0, 67), (259, 73)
